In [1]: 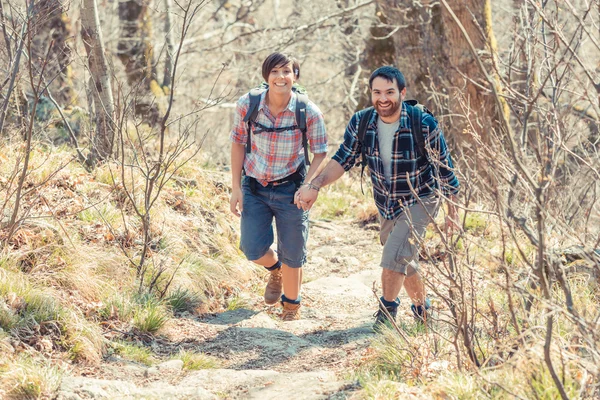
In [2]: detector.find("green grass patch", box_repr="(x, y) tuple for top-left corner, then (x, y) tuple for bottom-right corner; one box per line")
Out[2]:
(310, 173), (371, 221)
(0, 355), (62, 399)
(111, 340), (156, 366)
(99, 294), (135, 322)
(226, 295), (250, 311)
(463, 212), (488, 235)
(0, 298), (18, 331)
(527, 363), (581, 399)
(313, 191), (352, 219)
(77, 202), (122, 226)
(132, 295), (169, 334)
(173, 349), (221, 370)
(165, 287), (202, 314)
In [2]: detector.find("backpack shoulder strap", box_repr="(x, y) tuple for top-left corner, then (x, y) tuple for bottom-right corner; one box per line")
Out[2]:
(295, 93), (310, 166)
(357, 107), (374, 194)
(243, 88), (265, 154)
(405, 100), (427, 161)
(357, 107), (375, 164)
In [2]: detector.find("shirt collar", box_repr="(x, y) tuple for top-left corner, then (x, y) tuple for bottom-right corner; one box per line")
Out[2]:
(257, 90), (297, 113)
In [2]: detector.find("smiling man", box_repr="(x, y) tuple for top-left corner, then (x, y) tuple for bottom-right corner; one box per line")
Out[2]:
(295, 66), (460, 329)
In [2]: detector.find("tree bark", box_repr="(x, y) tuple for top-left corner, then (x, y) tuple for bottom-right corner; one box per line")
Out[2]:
(31, 0), (74, 105)
(81, 0), (115, 163)
(117, 0), (160, 125)
(162, 0), (175, 90)
(369, 0), (504, 143)
(357, 1), (396, 110)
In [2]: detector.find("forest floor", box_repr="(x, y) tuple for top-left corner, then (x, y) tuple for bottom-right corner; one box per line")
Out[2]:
(56, 216), (430, 399)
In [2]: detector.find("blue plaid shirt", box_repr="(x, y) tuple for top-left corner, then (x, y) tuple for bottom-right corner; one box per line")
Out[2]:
(332, 103), (460, 220)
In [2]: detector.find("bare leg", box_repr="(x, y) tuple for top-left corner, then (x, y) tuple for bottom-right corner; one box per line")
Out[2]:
(282, 263), (301, 300)
(252, 248), (278, 267)
(381, 268), (405, 302)
(403, 272), (425, 306)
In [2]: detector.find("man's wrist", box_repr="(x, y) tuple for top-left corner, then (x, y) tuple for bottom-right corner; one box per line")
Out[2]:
(302, 182), (320, 192)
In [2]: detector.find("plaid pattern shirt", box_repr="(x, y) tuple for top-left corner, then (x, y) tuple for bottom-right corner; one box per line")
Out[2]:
(231, 91), (328, 186)
(332, 103), (460, 220)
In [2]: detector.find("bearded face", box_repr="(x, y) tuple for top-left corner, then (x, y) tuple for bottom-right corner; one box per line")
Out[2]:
(370, 77), (405, 121)
(374, 96), (401, 118)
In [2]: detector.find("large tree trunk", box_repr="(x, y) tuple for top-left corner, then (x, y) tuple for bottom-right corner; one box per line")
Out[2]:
(81, 0), (115, 163)
(355, 1), (396, 111)
(368, 0), (504, 144)
(117, 0), (160, 125)
(439, 0), (502, 141)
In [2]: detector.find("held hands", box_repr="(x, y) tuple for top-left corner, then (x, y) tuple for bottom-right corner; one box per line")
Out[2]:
(230, 188), (243, 217)
(294, 183), (319, 211)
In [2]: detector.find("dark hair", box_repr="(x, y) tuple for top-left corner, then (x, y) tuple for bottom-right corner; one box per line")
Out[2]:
(261, 52), (300, 82)
(368, 66), (406, 91)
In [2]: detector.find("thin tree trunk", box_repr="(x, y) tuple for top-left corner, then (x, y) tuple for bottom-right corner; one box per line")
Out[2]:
(0, 18), (27, 135)
(162, 0), (175, 89)
(117, 0), (160, 125)
(0, 0), (12, 64)
(81, 0), (115, 163)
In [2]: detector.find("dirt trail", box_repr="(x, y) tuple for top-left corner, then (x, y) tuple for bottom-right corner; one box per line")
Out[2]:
(58, 219), (390, 399)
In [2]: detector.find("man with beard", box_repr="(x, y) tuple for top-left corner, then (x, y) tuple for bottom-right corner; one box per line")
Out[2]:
(295, 66), (460, 328)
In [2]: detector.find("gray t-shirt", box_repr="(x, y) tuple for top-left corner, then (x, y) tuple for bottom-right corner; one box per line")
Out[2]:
(377, 117), (400, 185)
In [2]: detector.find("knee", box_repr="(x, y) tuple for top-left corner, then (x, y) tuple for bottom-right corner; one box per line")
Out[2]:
(405, 263), (419, 277)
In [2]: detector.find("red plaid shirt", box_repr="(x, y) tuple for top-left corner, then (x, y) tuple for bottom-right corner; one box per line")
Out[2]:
(230, 91), (328, 186)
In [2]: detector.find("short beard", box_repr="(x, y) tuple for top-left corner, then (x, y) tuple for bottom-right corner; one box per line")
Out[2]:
(375, 101), (400, 118)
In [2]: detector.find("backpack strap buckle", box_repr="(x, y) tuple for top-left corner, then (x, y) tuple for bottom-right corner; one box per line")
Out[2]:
(243, 88), (311, 166)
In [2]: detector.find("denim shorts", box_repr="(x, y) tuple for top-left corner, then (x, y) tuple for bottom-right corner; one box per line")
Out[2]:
(379, 196), (440, 274)
(239, 176), (308, 268)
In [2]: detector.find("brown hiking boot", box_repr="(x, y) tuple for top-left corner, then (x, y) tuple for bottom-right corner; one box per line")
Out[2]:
(264, 268), (283, 305)
(281, 301), (301, 321)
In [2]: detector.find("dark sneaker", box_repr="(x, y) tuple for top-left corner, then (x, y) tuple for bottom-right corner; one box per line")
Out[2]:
(264, 268), (283, 305)
(411, 297), (432, 324)
(373, 305), (398, 330)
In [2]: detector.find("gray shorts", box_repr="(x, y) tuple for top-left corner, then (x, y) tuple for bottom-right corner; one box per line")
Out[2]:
(379, 196), (440, 274)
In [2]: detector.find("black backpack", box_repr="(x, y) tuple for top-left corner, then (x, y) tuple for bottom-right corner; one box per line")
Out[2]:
(242, 84), (311, 166)
(357, 100), (432, 191)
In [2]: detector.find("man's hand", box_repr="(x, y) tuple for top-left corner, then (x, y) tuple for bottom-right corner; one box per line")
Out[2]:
(293, 160), (344, 211)
(295, 184), (319, 211)
(230, 188), (243, 217)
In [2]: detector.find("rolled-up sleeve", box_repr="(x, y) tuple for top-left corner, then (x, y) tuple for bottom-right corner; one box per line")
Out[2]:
(424, 114), (460, 196)
(230, 94), (250, 145)
(332, 113), (362, 171)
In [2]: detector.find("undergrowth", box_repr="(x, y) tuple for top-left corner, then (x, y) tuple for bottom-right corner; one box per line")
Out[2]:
(0, 140), (255, 396)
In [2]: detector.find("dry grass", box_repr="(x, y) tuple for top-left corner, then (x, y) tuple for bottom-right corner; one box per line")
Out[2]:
(351, 199), (599, 399)
(0, 138), (257, 396)
(0, 355), (62, 400)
